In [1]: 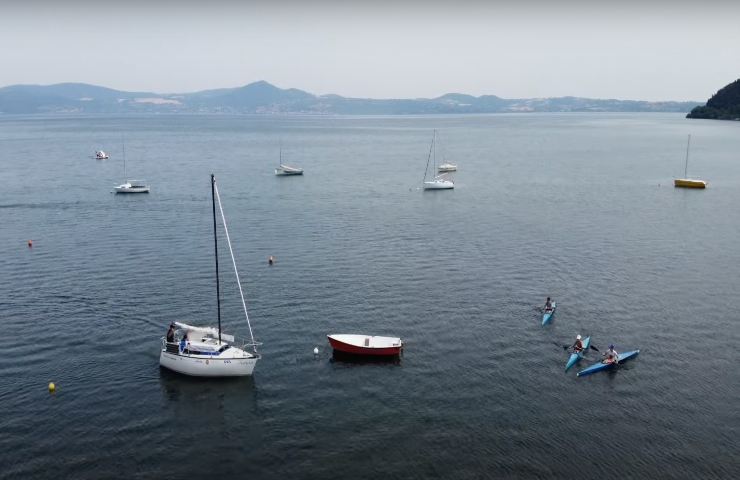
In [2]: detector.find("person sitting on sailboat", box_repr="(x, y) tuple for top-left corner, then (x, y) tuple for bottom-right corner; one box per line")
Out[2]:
(544, 297), (553, 312)
(602, 344), (619, 364)
(166, 323), (176, 343)
(572, 334), (583, 353)
(179, 331), (189, 353)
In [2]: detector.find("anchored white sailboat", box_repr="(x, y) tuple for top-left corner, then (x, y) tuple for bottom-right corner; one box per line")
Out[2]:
(114, 142), (150, 193)
(423, 130), (454, 190)
(159, 174), (261, 377)
(274, 141), (303, 176)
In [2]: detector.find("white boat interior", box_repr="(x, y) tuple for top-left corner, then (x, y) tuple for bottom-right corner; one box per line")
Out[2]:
(329, 334), (403, 349)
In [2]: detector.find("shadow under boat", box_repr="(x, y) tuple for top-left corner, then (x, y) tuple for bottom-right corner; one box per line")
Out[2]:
(330, 349), (402, 365)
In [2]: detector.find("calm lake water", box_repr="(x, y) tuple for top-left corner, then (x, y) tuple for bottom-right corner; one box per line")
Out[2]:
(1, 113), (738, 479)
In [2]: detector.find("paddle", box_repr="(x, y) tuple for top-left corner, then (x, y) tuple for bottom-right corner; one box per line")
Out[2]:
(589, 345), (600, 352)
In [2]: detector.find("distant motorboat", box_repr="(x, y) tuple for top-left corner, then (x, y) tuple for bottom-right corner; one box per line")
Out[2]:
(95, 150), (109, 160)
(327, 334), (403, 356)
(674, 134), (707, 189)
(422, 130), (454, 190)
(438, 162), (457, 172)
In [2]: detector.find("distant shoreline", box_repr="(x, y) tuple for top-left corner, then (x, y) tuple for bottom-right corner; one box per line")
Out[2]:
(0, 80), (700, 116)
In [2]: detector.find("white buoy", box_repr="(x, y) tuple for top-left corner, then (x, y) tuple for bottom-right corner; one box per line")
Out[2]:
(313, 347), (319, 356)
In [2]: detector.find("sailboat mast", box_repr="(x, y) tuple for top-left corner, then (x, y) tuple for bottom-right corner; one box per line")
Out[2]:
(122, 141), (126, 179)
(684, 134), (691, 178)
(211, 174), (222, 343)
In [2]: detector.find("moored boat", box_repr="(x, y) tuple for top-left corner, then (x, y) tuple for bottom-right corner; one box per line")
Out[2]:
(576, 349), (640, 377)
(95, 150), (109, 160)
(114, 180), (150, 193)
(422, 130), (454, 190)
(438, 162), (458, 172)
(565, 336), (590, 371)
(327, 334), (403, 356)
(674, 135), (707, 189)
(159, 174), (261, 377)
(542, 302), (556, 325)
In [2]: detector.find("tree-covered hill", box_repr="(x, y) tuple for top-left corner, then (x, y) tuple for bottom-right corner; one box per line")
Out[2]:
(687, 78), (740, 120)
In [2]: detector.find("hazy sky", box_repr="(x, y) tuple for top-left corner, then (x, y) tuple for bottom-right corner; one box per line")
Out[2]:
(1, 0), (738, 101)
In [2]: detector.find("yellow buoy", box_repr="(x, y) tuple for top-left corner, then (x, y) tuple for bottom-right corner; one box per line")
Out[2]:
(48, 382), (56, 392)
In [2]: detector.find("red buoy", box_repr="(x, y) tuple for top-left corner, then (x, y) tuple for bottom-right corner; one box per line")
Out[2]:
(27, 240), (33, 248)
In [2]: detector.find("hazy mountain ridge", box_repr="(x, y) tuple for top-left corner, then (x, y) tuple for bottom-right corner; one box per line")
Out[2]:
(0, 81), (700, 115)
(686, 78), (740, 120)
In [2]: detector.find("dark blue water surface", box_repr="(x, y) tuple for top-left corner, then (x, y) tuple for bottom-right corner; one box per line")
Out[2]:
(1, 113), (738, 479)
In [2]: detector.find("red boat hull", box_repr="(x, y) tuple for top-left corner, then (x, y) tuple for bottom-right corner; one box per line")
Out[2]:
(327, 337), (402, 356)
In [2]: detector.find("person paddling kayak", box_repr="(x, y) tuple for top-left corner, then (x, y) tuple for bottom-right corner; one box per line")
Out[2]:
(572, 334), (584, 353)
(544, 297), (553, 312)
(602, 344), (619, 364)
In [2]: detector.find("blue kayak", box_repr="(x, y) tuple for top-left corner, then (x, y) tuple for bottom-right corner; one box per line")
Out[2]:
(565, 336), (590, 371)
(542, 302), (556, 325)
(576, 350), (640, 377)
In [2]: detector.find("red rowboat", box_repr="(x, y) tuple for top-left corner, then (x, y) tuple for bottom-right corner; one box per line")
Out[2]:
(327, 334), (403, 356)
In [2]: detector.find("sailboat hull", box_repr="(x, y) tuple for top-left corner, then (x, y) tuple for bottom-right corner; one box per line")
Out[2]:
(423, 180), (454, 190)
(160, 349), (259, 376)
(674, 178), (706, 188)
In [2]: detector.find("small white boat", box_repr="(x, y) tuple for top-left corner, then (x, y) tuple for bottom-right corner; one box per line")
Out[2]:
(422, 130), (454, 190)
(438, 162), (457, 172)
(160, 174), (261, 377)
(424, 175), (454, 190)
(274, 142), (303, 176)
(95, 150), (109, 160)
(114, 180), (150, 193)
(275, 164), (304, 176)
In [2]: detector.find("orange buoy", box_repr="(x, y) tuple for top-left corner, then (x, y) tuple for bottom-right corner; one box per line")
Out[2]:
(268, 255), (275, 265)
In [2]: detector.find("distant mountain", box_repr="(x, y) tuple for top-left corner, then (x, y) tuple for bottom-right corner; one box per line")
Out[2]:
(0, 81), (700, 115)
(686, 79), (740, 121)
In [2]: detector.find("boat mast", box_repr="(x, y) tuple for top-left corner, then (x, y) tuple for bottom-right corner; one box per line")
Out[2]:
(422, 130), (435, 184)
(211, 174), (222, 343)
(122, 140), (126, 179)
(684, 134), (691, 178)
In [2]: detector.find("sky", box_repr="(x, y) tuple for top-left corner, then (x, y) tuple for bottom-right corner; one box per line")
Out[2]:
(1, 0), (738, 101)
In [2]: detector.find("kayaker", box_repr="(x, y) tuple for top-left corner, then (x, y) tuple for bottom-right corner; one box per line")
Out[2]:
(602, 344), (619, 364)
(572, 334), (583, 353)
(544, 297), (553, 312)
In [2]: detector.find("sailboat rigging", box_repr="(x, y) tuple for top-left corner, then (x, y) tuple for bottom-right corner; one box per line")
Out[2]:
(423, 130), (454, 190)
(674, 134), (707, 189)
(159, 174), (260, 377)
(114, 140), (150, 193)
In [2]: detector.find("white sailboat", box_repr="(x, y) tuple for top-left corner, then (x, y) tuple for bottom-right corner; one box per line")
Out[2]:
(674, 134), (707, 189)
(274, 142), (304, 176)
(423, 130), (454, 190)
(95, 150), (109, 160)
(160, 174), (261, 377)
(114, 142), (150, 193)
